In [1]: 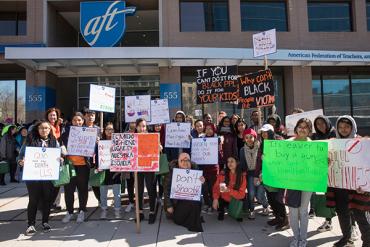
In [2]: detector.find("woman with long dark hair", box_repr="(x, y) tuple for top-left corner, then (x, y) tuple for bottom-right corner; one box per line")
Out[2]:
(18, 120), (60, 235)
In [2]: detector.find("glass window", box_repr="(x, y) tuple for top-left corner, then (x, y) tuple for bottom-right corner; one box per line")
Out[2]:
(0, 81), (15, 122)
(17, 80), (26, 123)
(367, 1), (370, 31)
(0, 12), (27, 35)
(351, 75), (370, 133)
(307, 2), (352, 32)
(180, 0), (229, 32)
(240, 1), (288, 31)
(312, 75), (322, 110)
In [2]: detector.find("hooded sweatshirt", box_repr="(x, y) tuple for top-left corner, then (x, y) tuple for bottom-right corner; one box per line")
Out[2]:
(335, 115), (358, 139)
(312, 115), (336, 140)
(267, 114), (285, 137)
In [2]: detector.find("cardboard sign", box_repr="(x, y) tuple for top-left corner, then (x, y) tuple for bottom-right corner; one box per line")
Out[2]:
(22, 147), (61, 181)
(89, 84), (116, 113)
(67, 126), (98, 157)
(196, 66), (239, 104)
(328, 139), (370, 192)
(170, 168), (203, 201)
(165, 123), (191, 148)
(98, 140), (112, 170)
(253, 29), (277, 57)
(125, 95), (151, 123)
(262, 140), (328, 192)
(191, 137), (219, 165)
(110, 133), (159, 172)
(238, 69), (275, 109)
(285, 109), (324, 136)
(149, 99), (170, 125)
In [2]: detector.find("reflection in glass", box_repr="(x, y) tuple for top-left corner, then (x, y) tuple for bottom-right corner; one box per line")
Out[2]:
(351, 75), (370, 129)
(17, 80), (26, 123)
(0, 81), (15, 122)
(312, 76), (322, 110)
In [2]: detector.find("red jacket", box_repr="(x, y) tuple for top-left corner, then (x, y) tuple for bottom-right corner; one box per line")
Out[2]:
(213, 171), (247, 202)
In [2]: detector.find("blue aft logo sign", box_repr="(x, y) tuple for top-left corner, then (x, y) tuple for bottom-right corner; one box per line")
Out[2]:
(80, 1), (136, 47)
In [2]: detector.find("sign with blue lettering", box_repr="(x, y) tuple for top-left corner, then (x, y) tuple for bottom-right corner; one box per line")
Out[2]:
(80, 1), (136, 47)
(160, 83), (181, 109)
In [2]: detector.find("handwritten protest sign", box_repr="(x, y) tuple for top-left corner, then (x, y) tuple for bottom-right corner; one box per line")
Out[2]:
(196, 66), (239, 104)
(111, 133), (159, 172)
(253, 29), (277, 57)
(170, 168), (203, 201)
(191, 137), (218, 165)
(285, 109), (324, 136)
(125, 95), (151, 123)
(98, 140), (112, 170)
(67, 126), (98, 157)
(165, 123), (191, 148)
(149, 99), (170, 125)
(238, 69), (275, 109)
(262, 140), (328, 192)
(22, 147), (61, 180)
(89, 84), (116, 113)
(328, 139), (370, 192)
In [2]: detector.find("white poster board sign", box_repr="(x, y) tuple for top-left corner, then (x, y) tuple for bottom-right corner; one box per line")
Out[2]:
(328, 139), (370, 192)
(89, 84), (116, 113)
(67, 126), (98, 157)
(253, 29), (277, 57)
(98, 140), (112, 170)
(191, 137), (219, 165)
(22, 147), (61, 181)
(124, 95), (151, 123)
(165, 123), (191, 148)
(170, 168), (203, 201)
(149, 99), (170, 125)
(285, 109), (324, 136)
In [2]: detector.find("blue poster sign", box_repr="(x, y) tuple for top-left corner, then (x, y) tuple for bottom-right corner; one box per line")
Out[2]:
(80, 1), (136, 47)
(26, 86), (56, 111)
(160, 83), (181, 109)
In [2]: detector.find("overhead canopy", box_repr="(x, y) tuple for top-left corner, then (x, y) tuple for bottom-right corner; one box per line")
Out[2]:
(5, 47), (370, 77)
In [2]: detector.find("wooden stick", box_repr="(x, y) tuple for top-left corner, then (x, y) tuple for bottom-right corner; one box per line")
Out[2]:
(264, 55), (268, 70)
(100, 112), (104, 134)
(134, 171), (140, 233)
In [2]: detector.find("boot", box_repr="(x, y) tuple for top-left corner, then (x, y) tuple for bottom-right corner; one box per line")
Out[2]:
(275, 216), (289, 231)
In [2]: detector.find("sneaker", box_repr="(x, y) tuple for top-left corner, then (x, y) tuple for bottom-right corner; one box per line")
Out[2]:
(100, 209), (107, 219)
(267, 217), (280, 226)
(309, 208), (315, 219)
(248, 211), (256, 220)
(261, 208), (269, 216)
(333, 238), (355, 247)
(125, 203), (134, 213)
(148, 213), (156, 224)
(62, 213), (73, 223)
(76, 210), (85, 223)
(289, 239), (299, 247)
(202, 206), (210, 213)
(114, 209), (121, 219)
(317, 220), (333, 232)
(25, 225), (37, 235)
(42, 222), (51, 232)
(351, 225), (359, 241)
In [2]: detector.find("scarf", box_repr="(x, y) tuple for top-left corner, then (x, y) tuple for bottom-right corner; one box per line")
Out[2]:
(244, 141), (259, 171)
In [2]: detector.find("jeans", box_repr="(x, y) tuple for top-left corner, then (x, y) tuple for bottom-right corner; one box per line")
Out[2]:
(289, 191), (312, 242)
(247, 173), (268, 211)
(100, 184), (121, 210)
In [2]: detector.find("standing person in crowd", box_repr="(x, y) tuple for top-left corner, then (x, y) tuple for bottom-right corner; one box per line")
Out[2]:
(186, 115), (194, 128)
(0, 125), (18, 183)
(239, 128), (269, 220)
(123, 122), (136, 213)
(250, 110), (262, 132)
(191, 120), (205, 138)
(267, 114), (286, 138)
(292, 108), (304, 114)
(217, 111), (227, 125)
(163, 152), (205, 232)
(151, 124), (164, 206)
(218, 116), (237, 171)
(230, 114), (240, 134)
(61, 112), (90, 223)
(311, 115), (336, 232)
(203, 113), (213, 124)
(213, 156), (246, 222)
(135, 118), (158, 224)
(287, 118), (314, 247)
(99, 122), (122, 219)
(15, 126), (28, 182)
(201, 123), (219, 213)
(18, 120), (60, 234)
(82, 108), (101, 204)
(234, 118), (247, 156)
(255, 124), (288, 230)
(327, 116), (369, 247)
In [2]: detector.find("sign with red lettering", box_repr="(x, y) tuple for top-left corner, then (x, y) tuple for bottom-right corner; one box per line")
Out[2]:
(97, 140), (112, 170)
(196, 66), (239, 104)
(238, 69), (275, 109)
(110, 133), (159, 172)
(328, 139), (370, 192)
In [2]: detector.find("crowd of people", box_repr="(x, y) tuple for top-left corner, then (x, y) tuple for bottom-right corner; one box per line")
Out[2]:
(0, 106), (369, 247)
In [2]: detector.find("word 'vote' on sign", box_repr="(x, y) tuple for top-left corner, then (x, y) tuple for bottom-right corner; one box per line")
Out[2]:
(238, 69), (275, 109)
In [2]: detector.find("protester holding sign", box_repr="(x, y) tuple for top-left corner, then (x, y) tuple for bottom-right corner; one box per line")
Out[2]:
(218, 116), (238, 171)
(163, 152), (205, 232)
(98, 122), (122, 220)
(234, 118), (247, 156)
(326, 116), (370, 247)
(239, 128), (268, 219)
(212, 156), (246, 222)
(151, 124), (164, 205)
(61, 112), (90, 224)
(191, 120), (205, 138)
(17, 120), (60, 235)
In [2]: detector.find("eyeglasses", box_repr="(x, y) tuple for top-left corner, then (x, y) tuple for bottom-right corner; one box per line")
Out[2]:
(180, 159), (190, 163)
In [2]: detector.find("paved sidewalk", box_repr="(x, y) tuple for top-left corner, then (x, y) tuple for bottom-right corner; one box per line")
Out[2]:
(0, 182), (363, 247)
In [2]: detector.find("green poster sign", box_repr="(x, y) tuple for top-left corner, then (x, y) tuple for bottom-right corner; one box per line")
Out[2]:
(262, 140), (328, 192)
